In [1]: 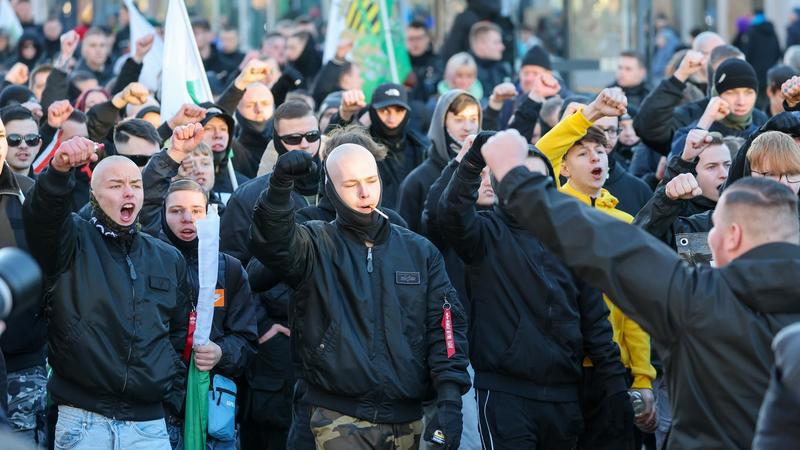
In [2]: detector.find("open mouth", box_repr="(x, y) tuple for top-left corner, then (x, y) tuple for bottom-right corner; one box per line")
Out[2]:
(120, 203), (135, 223)
(179, 228), (196, 239)
(591, 167), (604, 179)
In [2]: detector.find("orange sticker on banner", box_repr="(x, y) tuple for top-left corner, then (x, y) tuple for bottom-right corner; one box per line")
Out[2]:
(214, 289), (225, 307)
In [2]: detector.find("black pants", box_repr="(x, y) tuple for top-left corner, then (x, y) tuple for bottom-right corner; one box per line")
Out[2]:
(579, 368), (635, 450)
(287, 380), (317, 450)
(476, 389), (582, 450)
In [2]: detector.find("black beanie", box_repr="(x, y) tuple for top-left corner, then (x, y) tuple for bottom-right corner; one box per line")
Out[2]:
(521, 45), (552, 71)
(714, 59), (758, 94)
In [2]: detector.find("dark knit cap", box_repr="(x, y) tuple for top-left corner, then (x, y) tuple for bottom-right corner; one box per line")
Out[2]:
(521, 45), (552, 71)
(714, 59), (758, 94)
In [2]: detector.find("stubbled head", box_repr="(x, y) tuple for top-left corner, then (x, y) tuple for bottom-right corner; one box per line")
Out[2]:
(164, 179), (208, 242)
(90, 156), (143, 226)
(325, 144), (381, 214)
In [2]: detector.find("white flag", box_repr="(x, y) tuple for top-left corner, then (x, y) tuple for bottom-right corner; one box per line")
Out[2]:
(0, 0), (23, 47)
(123, 0), (164, 92)
(160, 0), (213, 123)
(194, 204), (220, 347)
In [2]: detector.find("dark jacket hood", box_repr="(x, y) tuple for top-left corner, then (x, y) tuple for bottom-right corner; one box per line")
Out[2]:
(427, 89), (481, 166)
(468, 0), (501, 16)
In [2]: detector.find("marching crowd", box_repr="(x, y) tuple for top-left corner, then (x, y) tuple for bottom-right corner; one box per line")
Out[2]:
(1, 1), (800, 449)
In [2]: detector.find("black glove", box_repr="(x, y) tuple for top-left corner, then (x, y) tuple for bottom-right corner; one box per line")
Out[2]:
(271, 151), (316, 187)
(423, 400), (462, 450)
(461, 131), (496, 170)
(605, 390), (634, 439)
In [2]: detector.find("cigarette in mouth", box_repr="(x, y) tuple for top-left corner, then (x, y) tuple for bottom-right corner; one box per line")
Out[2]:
(371, 206), (389, 219)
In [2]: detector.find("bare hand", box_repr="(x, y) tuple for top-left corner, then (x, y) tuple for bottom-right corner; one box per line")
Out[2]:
(481, 129), (529, 182)
(782, 75), (800, 108)
(258, 323), (291, 344)
(133, 33), (155, 63)
(48, 100), (75, 128)
(171, 123), (205, 157)
(59, 30), (80, 59)
(194, 341), (222, 371)
(4, 62), (28, 85)
(529, 72), (561, 102)
(454, 134), (477, 163)
(168, 103), (207, 129)
(488, 82), (517, 110)
(682, 129), (714, 161)
(235, 58), (271, 90)
(632, 389), (657, 433)
(665, 173), (702, 200)
(335, 38), (354, 61)
(698, 97), (730, 128)
(583, 87), (627, 121)
(340, 89), (366, 121)
(51, 136), (100, 172)
(113, 82), (150, 109)
(674, 50), (705, 82)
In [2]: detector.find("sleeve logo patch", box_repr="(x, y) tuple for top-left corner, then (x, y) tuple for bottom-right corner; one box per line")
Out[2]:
(214, 289), (225, 307)
(395, 272), (421, 285)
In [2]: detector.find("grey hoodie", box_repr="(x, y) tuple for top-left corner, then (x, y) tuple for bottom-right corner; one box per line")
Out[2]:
(426, 89), (483, 167)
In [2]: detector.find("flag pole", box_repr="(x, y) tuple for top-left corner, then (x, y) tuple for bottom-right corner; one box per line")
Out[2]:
(378, 0), (399, 83)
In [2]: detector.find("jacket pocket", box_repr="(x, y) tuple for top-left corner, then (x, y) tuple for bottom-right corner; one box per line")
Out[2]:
(313, 321), (339, 361)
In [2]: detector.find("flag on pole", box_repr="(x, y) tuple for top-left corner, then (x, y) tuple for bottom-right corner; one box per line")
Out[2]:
(123, 0), (164, 93)
(160, 0), (213, 123)
(323, 0), (411, 102)
(0, 0), (23, 47)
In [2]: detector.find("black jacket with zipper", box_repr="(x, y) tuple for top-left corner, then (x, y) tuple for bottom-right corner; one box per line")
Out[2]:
(22, 167), (191, 421)
(496, 167), (800, 450)
(249, 178), (470, 423)
(438, 160), (627, 401)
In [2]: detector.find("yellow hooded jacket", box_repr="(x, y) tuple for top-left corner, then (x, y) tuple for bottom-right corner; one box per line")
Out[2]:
(536, 109), (656, 389)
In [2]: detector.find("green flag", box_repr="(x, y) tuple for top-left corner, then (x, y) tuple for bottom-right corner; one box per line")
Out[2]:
(184, 354), (210, 450)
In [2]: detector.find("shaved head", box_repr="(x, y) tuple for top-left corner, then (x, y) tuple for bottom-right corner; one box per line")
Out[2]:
(90, 156), (144, 226)
(91, 156), (140, 190)
(326, 144), (382, 214)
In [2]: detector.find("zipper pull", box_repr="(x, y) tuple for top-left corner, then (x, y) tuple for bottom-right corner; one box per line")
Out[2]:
(125, 255), (137, 280)
(366, 247), (373, 273)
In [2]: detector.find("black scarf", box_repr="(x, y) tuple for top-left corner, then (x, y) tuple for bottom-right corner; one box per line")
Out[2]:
(88, 193), (139, 243)
(325, 177), (390, 243)
(369, 107), (409, 151)
(444, 131), (462, 158)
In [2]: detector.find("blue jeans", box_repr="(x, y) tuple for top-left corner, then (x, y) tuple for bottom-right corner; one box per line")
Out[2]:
(54, 405), (171, 450)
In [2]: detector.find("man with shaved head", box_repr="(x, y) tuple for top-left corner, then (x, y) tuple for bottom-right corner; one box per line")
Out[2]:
(480, 128), (800, 450)
(22, 136), (191, 449)
(250, 145), (470, 450)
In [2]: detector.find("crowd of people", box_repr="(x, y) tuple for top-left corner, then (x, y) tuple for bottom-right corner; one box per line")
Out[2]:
(1, 0), (800, 449)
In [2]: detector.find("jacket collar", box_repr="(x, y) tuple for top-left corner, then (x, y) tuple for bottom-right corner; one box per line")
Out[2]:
(722, 242), (800, 314)
(0, 164), (26, 199)
(560, 182), (619, 210)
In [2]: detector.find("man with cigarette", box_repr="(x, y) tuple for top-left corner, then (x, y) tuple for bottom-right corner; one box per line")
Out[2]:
(249, 145), (471, 450)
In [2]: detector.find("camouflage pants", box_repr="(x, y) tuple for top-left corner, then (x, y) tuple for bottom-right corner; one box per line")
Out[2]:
(7, 365), (48, 447)
(309, 406), (422, 450)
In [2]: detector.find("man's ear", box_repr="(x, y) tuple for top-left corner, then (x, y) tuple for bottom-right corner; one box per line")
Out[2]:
(560, 156), (571, 179)
(726, 222), (744, 255)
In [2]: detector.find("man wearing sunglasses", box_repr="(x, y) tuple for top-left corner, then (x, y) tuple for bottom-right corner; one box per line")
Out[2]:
(221, 100), (320, 265)
(113, 119), (162, 170)
(1, 106), (41, 178)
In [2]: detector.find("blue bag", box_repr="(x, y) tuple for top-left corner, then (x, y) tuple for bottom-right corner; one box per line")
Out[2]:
(208, 374), (237, 441)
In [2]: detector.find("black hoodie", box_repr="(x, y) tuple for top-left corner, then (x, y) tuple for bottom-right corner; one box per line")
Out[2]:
(287, 35), (322, 90)
(439, 0), (515, 66)
(13, 30), (43, 71)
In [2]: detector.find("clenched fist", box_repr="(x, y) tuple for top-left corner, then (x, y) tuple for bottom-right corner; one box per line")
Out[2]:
(112, 82), (150, 109)
(273, 150), (316, 184)
(583, 87), (628, 122)
(51, 136), (100, 173)
(339, 89), (366, 122)
(168, 103), (207, 129)
(481, 129), (529, 182)
(133, 34), (155, 64)
(529, 72), (561, 102)
(681, 128), (716, 162)
(698, 97), (730, 129)
(4, 63), (29, 85)
(665, 173), (702, 200)
(48, 100), (75, 128)
(782, 75), (800, 108)
(674, 50), (705, 82)
(170, 123), (205, 157)
(488, 82), (517, 110)
(235, 58), (271, 90)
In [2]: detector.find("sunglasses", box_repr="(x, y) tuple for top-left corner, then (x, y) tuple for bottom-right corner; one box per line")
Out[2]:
(7, 133), (42, 147)
(279, 130), (320, 145)
(123, 154), (152, 167)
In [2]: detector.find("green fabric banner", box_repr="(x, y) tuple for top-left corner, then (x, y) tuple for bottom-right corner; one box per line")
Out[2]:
(184, 354), (210, 450)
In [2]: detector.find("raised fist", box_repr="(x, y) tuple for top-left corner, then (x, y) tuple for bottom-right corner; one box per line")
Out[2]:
(48, 100), (75, 128)
(488, 82), (517, 110)
(339, 89), (366, 122)
(529, 72), (561, 102)
(113, 82), (150, 109)
(59, 30), (80, 59)
(20, 101), (43, 121)
(273, 150), (316, 183)
(4, 62), (29, 85)
(698, 97), (730, 128)
(584, 87), (628, 121)
(168, 103), (207, 129)
(235, 58), (271, 90)
(481, 129), (529, 182)
(665, 173), (702, 200)
(133, 34), (155, 64)
(52, 136), (100, 173)
(674, 50), (705, 82)
(782, 75), (800, 108)
(681, 128), (715, 161)
(171, 123), (205, 156)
